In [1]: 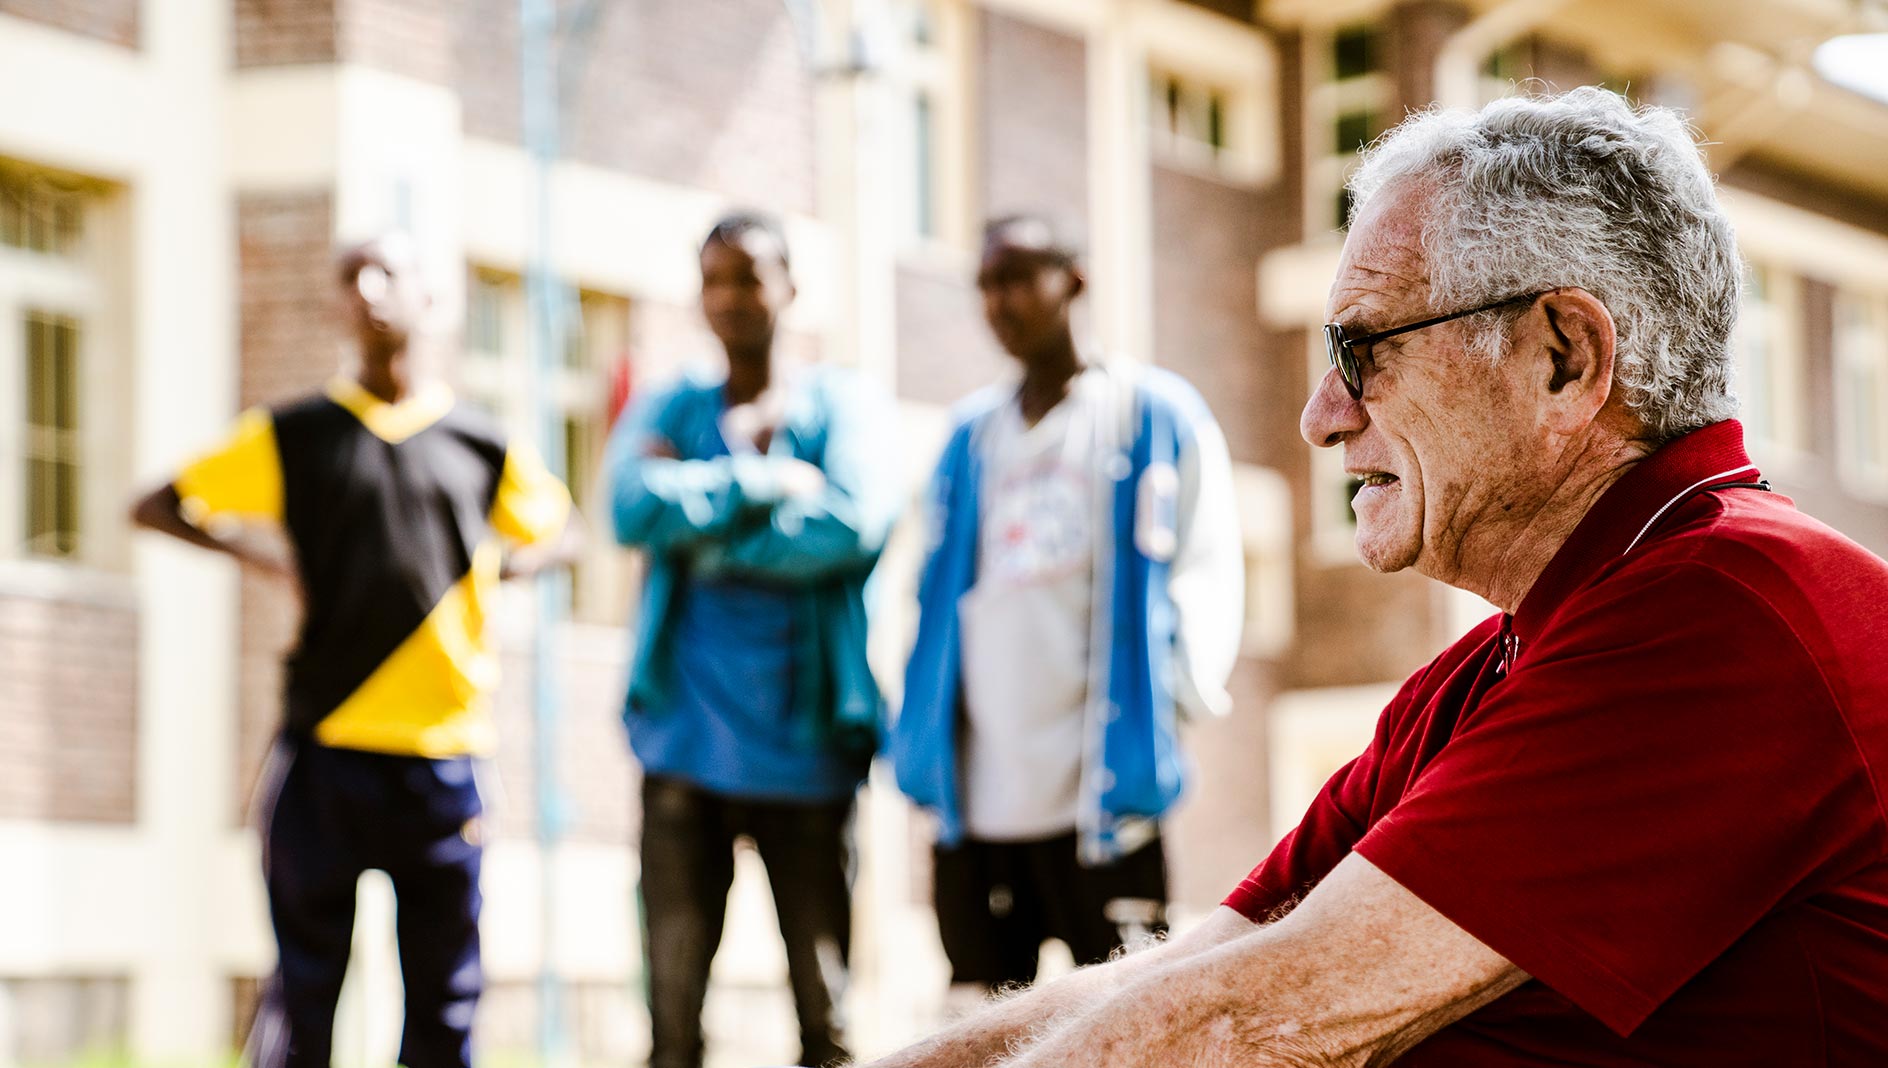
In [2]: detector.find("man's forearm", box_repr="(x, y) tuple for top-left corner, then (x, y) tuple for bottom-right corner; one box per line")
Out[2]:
(501, 513), (586, 580)
(129, 483), (294, 577)
(997, 959), (1296, 1068)
(862, 959), (1131, 1068)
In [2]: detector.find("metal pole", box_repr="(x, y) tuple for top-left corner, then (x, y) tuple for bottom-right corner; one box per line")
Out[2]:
(520, 0), (570, 1063)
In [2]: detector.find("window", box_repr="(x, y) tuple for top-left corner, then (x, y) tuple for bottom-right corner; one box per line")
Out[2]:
(0, 172), (84, 256)
(460, 267), (633, 624)
(1834, 290), (1888, 493)
(466, 268), (508, 357)
(24, 311), (81, 558)
(1734, 264), (1806, 456)
(1136, 5), (1277, 186)
(1306, 22), (1391, 234)
(889, 0), (970, 249)
(1150, 67), (1234, 169)
(1477, 38), (1534, 104)
(0, 161), (117, 570)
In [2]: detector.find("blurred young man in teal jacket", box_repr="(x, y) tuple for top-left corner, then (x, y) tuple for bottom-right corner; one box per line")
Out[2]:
(603, 213), (900, 1068)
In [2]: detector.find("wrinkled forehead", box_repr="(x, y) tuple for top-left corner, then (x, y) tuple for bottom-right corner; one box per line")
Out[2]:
(1326, 182), (1433, 325)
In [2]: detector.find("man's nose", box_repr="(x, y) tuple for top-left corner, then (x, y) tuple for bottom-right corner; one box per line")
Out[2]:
(1301, 365), (1367, 448)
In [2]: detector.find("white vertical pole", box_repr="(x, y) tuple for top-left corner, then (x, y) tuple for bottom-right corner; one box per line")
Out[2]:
(520, 0), (572, 1063)
(130, 0), (238, 1060)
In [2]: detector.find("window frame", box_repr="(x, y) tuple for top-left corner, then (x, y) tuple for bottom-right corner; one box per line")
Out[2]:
(1733, 261), (1809, 463)
(0, 189), (117, 571)
(1833, 287), (1888, 500)
(460, 265), (633, 626)
(1302, 20), (1393, 237)
(885, 0), (975, 255)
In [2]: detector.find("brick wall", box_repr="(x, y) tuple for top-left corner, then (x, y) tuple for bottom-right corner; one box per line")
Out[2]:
(1388, 1), (1465, 114)
(233, 191), (340, 815)
(457, 0), (818, 216)
(237, 0), (450, 80)
(0, 588), (138, 822)
(1529, 36), (1601, 92)
(234, 0), (337, 68)
(1749, 277), (1888, 558)
(1168, 657), (1279, 907)
(1725, 158), (1888, 240)
(978, 10), (1090, 250)
(0, 0), (137, 48)
(1149, 165), (1297, 468)
(893, 261), (1008, 406)
(338, 0), (454, 86)
(488, 625), (635, 843)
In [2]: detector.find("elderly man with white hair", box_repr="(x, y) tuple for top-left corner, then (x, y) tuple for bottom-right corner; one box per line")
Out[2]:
(865, 87), (1888, 1066)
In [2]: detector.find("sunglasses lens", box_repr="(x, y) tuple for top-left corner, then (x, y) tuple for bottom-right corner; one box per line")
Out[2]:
(1324, 325), (1361, 398)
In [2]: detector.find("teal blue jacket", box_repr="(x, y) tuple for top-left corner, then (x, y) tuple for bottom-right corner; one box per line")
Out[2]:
(603, 366), (901, 754)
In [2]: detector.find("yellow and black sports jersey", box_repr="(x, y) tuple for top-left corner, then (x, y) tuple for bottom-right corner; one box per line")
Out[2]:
(175, 377), (571, 758)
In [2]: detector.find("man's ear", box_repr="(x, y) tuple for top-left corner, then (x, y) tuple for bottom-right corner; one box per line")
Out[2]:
(1536, 288), (1615, 430)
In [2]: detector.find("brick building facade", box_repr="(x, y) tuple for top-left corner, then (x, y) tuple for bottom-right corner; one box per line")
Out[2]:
(1, 0), (1886, 1063)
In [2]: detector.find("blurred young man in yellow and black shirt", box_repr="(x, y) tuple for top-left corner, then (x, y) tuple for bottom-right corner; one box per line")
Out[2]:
(132, 234), (576, 1068)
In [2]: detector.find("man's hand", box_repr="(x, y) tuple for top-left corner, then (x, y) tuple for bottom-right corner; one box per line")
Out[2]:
(500, 511), (586, 580)
(129, 482), (299, 588)
(774, 457), (827, 501)
(859, 910), (1255, 1068)
(722, 387), (792, 454)
(997, 857), (1525, 1068)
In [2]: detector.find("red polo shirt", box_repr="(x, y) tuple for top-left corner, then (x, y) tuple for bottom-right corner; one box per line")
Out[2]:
(1225, 421), (1888, 1065)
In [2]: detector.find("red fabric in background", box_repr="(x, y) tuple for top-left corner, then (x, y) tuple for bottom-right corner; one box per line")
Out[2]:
(1225, 421), (1888, 1066)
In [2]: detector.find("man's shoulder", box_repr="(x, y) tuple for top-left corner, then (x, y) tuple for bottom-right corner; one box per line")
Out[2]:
(267, 391), (353, 441)
(1632, 489), (1888, 629)
(433, 400), (510, 457)
(628, 367), (723, 425)
(945, 382), (1015, 433)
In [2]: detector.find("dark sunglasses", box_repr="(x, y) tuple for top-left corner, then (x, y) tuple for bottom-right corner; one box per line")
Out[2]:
(1323, 291), (1547, 400)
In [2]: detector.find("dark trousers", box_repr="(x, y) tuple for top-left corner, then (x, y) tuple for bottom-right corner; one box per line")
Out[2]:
(933, 831), (1168, 990)
(247, 742), (484, 1068)
(638, 775), (855, 1068)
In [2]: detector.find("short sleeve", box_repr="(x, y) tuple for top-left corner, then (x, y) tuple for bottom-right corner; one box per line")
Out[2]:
(490, 441), (573, 546)
(173, 408), (283, 525)
(1221, 659), (1445, 922)
(1353, 563), (1884, 1037)
(1223, 751), (1377, 922)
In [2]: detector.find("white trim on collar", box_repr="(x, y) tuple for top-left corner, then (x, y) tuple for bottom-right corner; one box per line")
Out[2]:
(1620, 464), (1760, 556)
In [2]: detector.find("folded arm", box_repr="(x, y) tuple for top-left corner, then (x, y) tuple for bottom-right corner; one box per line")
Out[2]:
(603, 392), (793, 553)
(691, 375), (904, 584)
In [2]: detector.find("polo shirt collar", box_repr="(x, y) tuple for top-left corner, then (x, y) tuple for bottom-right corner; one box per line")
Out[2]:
(1510, 420), (1759, 645)
(326, 375), (455, 444)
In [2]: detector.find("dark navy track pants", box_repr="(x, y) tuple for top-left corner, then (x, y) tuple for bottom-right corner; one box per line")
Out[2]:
(247, 741), (484, 1068)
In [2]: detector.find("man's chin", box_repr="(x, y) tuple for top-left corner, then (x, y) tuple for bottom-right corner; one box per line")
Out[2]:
(1354, 528), (1419, 573)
